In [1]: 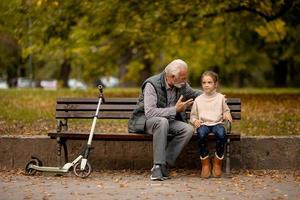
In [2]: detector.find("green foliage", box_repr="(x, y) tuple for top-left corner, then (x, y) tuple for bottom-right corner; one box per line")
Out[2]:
(255, 19), (287, 43)
(0, 0), (299, 87)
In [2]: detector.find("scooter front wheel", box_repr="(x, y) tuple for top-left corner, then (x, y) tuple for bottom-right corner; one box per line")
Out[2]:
(73, 162), (92, 178)
(25, 159), (40, 176)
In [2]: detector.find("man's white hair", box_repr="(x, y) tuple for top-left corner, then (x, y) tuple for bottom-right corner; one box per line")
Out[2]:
(164, 59), (188, 77)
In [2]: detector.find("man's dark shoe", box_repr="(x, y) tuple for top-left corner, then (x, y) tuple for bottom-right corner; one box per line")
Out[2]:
(150, 165), (164, 181)
(161, 164), (170, 180)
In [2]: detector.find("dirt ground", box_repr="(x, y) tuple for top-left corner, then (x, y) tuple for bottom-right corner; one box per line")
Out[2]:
(0, 169), (299, 200)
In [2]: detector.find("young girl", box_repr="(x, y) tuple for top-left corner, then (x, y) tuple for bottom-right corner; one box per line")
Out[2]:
(190, 71), (232, 178)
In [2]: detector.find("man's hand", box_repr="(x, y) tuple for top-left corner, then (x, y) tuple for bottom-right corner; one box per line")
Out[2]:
(193, 119), (201, 128)
(175, 95), (193, 112)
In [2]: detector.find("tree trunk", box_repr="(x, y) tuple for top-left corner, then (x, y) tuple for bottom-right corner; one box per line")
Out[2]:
(141, 58), (153, 83)
(237, 70), (245, 87)
(0, 32), (21, 87)
(288, 58), (299, 87)
(273, 60), (287, 87)
(118, 51), (132, 87)
(6, 64), (18, 87)
(60, 58), (71, 88)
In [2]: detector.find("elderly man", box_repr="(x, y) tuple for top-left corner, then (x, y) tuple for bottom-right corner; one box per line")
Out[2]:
(128, 59), (202, 181)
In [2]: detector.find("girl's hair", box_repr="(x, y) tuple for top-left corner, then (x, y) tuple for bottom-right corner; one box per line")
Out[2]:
(164, 59), (187, 78)
(201, 71), (219, 83)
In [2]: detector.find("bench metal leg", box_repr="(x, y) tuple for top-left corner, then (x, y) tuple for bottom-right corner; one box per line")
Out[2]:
(225, 138), (231, 175)
(56, 137), (68, 167)
(56, 119), (69, 166)
(62, 139), (68, 163)
(56, 137), (62, 167)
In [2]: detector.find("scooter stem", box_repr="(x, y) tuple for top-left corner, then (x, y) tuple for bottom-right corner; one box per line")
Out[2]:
(82, 145), (92, 159)
(87, 85), (103, 146)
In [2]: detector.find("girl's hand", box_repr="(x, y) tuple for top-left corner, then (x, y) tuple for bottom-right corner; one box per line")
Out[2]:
(193, 119), (201, 128)
(224, 112), (233, 123)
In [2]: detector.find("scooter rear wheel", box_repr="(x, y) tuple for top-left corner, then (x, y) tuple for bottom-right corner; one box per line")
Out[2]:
(25, 159), (39, 176)
(73, 162), (92, 178)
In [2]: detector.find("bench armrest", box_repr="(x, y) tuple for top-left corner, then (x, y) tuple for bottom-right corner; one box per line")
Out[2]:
(224, 120), (232, 134)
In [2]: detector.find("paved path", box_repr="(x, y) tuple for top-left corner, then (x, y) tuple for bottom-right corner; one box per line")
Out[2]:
(0, 169), (299, 200)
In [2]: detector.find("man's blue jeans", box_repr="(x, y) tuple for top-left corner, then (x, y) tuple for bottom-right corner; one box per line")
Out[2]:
(196, 124), (226, 158)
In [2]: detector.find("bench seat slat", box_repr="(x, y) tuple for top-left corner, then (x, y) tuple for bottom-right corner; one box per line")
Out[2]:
(48, 132), (241, 141)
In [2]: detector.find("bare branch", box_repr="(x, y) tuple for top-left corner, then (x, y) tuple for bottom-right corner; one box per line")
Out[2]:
(200, 1), (294, 22)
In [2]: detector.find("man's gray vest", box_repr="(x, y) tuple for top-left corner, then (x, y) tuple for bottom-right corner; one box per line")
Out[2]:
(128, 72), (201, 133)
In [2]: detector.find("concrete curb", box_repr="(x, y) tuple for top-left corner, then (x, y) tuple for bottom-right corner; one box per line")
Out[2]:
(0, 135), (299, 170)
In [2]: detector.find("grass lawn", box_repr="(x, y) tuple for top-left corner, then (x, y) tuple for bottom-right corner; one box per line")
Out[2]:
(0, 88), (299, 136)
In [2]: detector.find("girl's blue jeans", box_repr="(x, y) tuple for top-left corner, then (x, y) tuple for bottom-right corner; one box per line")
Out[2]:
(196, 124), (226, 158)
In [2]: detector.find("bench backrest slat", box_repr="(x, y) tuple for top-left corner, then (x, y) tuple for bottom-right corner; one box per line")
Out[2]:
(56, 111), (241, 120)
(55, 98), (241, 120)
(57, 98), (138, 104)
(56, 111), (133, 119)
(56, 104), (241, 112)
(57, 97), (241, 104)
(56, 104), (138, 111)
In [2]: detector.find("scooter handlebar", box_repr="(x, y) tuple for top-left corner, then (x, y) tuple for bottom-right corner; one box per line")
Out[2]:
(97, 85), (105, 102)
(98, 85), (103, 93)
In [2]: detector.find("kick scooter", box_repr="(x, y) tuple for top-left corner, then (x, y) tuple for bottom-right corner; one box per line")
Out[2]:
(25, 85), (104, 178)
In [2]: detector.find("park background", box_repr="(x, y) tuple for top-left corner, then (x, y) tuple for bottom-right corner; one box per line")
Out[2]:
(0, 0), (299, 137)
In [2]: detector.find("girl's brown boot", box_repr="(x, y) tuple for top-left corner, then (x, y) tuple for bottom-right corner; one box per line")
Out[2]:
(212, 153), (224, 178)
(200, 156), (211, 178)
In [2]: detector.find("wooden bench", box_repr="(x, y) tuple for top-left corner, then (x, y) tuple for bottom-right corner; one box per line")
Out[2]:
(48, 96), (241, 174)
